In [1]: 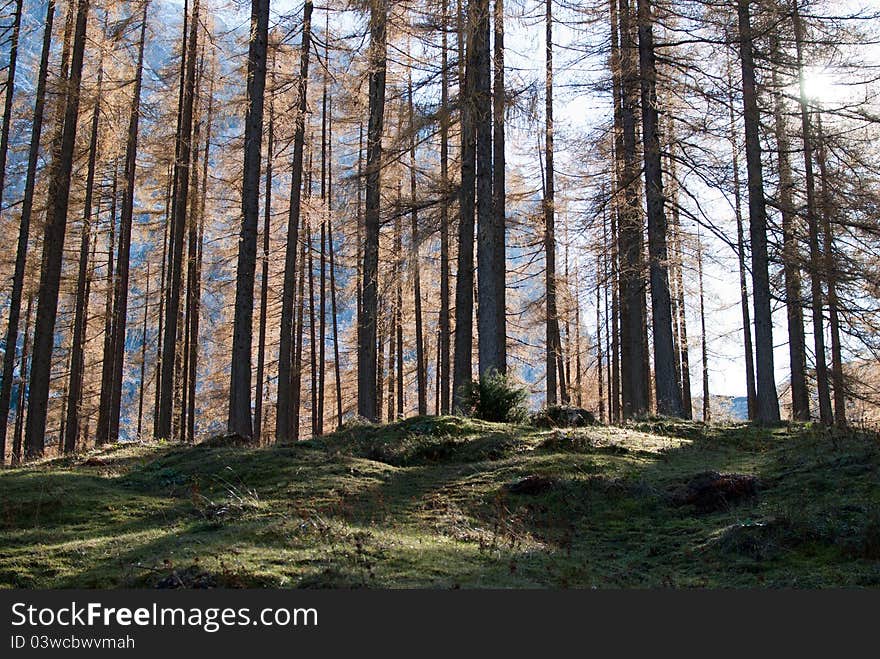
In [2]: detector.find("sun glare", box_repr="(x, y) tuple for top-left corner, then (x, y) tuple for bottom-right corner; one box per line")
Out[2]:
(799, 67), (847, 105)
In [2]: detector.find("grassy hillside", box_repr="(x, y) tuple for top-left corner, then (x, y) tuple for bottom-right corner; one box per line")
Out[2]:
(1, 418), (879, 588)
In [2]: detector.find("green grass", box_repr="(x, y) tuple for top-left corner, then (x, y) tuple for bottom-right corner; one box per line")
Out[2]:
(1, 417), (879, 588)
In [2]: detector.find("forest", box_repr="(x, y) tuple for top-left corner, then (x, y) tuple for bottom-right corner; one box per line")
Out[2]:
(1, 0), (880, 589)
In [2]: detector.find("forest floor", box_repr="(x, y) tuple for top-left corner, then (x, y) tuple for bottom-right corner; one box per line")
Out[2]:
(1, 417), (879, 588)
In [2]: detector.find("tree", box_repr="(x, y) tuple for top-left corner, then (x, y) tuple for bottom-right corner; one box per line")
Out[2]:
(105, 0), (150, 445)
(477, 0), (505, 377)
(737, 0), (780, 424)
(358, 0), (388, 421)
(277, 0), (313, 442)
(23, 0), (92, 458)
(636, 0), (683, 417)
(0, 0), (56, 462)
(229, 0), (270, 439)
(157, 0), (200, 440)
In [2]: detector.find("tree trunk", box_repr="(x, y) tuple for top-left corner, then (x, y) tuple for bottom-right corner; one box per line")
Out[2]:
(596, 254), (605, 421)
(229, 0), (269, 438)
(182, 54), (204, 443)
(97, 164), (118, 445)
(439, 0), (451, 414)
(358, 0), (388, 421)
(636, 0), (683, 417)
(697, 229), (710, 422)
(105, 3), (149, 445)
(11, 295), (33, 465)
(308, 216), (318, 435)
(291, 213), (308, 440)
(186, 88), (211, 444)
(477, 0), (504, 377)
(276, 0), (312, 442)
(770, 34), (810, 422)
(396, 200), (404, 419)
(137, 263), (151, 438)
(616, 0), (648, 419)
(0, 0), (22, 214)
(668, 187), (693, 420)
(153, 169), (172, 433)
(792, 1), (831, 425)
(726, 59), (758, 420)
(453, 0), (476, 412)
(255, 63), (274, 444)
(24, 0), (92, 459)
(64, 48), (104, 453)
(737, 0), (780, 424)
(0, 0), (55, 461)
(544, 0), (565, 406)
(327, 99), (343, 429)
(815, 113), (846, 426)
(158, 0), (200, 440)
(409, 74), (427, 415)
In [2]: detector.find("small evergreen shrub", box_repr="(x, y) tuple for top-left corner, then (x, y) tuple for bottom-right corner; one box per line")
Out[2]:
(458, 372), (529, 423)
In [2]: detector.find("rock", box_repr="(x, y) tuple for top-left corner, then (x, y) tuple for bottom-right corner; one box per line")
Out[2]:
(505, 475), (556, 495)
(671, 471), (759, 513)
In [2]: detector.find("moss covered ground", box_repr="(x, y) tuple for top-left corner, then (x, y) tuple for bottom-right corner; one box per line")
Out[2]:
(1, 417), (878, 588)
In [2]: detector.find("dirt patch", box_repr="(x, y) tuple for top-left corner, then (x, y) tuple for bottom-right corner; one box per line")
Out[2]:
(155, 565), (218, 589)
(505, 475), (556, 495)
(671, 471), (759, 513)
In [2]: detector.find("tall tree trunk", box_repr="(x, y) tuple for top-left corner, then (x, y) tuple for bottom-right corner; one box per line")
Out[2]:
(137, 263), (151, 438)
(697, 229), (710, 422)
(358, 0), (388, 420)
(186, 92), (210, 444)
(229, 0), (269, 438)
(24, 0), (92, 459)
(409, 73), (427, 415)
(277, 0), (312, 442)
(770, 34), (810, 421)
(158, 0), (200, 440)
(737, 0), (780, 424)
(308, 217), (318, 435)
(376, 301), (385, 422)
(0, 0), (22, 222)
(182, 53), (204, 443)
(616, 0), (648, 419)
(438, 0), (451, 414)
(255, 63), (274, 444)
(327, 99), (343, 429)
(0, 0), (55, 461)
(291, 212), (308, 440)
(596, 253), (605, 421)
(452, 0), (476, 412)
(668, 184), (692, 419)
(477, 0), (504, 376)
(726, 59), (758, 420)
(153, 169), (171, 433)
(395, 200), (404, 419)
(792, 1), (831, 425)
(11, 295), (33, 465)
(97, 164), (118, 445)
(317, 63), (328, 437)
(543, 0), (565, 406)
(636, 0), (683, 417)
(105, 2), (149, 445)
(64, 47), (104, 453)
(815, 113), (846, 426)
